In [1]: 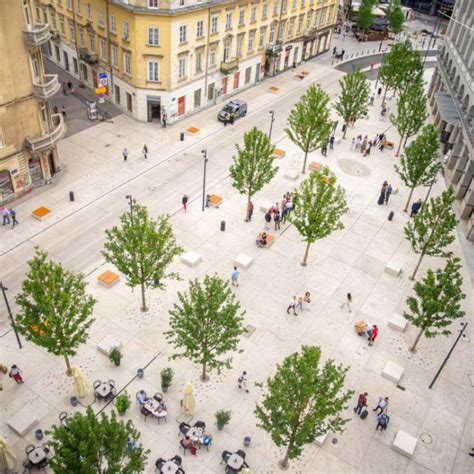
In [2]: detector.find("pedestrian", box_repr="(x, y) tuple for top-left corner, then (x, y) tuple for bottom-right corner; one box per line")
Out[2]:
(2, 207), (10, 226)
(246, 200), (254, 222)
(355, 136), (362, 151)
(333, 46), (337, 57)
(321, 142), (328, 156)
(9, 365), (24, 383)
(62, 81), (68, 95)
(142, 144), (148, 159)
(384, 184), (393, 204)
(123, 148), (128, 162)
(303, 291), (311, 310)
(368, 324), (379, 346)
(61, 106), (67, 119)
(329, 135), (335, 150)
(376, 412), (390, 431)
(364, 141), (372, 156)
(351, 137), (356, 150)
(369, 94), (375, 106)
(340, 292), (352, 312)
(360, 136), (368, 154)
(53, 105), (59, 114)
(341, 49), (345, 60)
(10, 209), (18, 228)
(274, 210), (281, 231)
(162, 112), (167, 128)
(67, 80), (73, 91)
(229, 112), (235, 125)
(264, 210), (272, 230)
(373, 134), (380, 146)
(182, 194), (189, 212)
(354, 392), (368, 415)
(373, 396), (389, 415)
(378, 182), (387, 205)
(238, 371), (249, 393)
(377, 87), (382, 97)
(287, 296), (298, 316)
(378, 138), (385, 152)
(410, 199), (422, 217)
(231, 266), (240, 287)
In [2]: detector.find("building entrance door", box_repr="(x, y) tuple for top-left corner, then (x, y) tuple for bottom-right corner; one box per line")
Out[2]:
(147, 97), (161, 122)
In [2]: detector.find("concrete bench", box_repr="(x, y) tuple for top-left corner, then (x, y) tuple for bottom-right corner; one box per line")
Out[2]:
(7, 403), (39, 436)
(234, 253), (254, 270)
(382, 361), (404, 384)
(269, 86), (280, 93)
(314, 431), (328, 447)
(309, 161), (322, 171)
(259, 200), (274, 213)
(209, 194), (222, 207)
(392, 430), (418, 458)
(385, 259), (403, 277)
(284, 172), (299, 181)
(388, 313), (407, 332)
(97, 270), (120, 288)
(97, 335), (122, 356)
(32, 206), (51, 221)
(186, 126), (200, 136)
(181, 251), (202, 267)
(272, 149), (286, 159)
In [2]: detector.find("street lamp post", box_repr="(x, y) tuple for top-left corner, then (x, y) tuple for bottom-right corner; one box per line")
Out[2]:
(201, 150), (208, 212)
(0, 281), (22, 349)
(268, 110), (275, 141)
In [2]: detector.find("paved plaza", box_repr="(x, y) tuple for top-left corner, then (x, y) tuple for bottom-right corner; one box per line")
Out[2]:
(1, 31), (473, 473)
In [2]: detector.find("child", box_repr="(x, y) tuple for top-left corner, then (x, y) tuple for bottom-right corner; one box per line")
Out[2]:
(9, 365), (24, 383)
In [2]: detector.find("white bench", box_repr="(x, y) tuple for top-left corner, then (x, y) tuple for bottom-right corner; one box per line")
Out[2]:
(385, 259), (403, 276)
(334, 136), (342, 144)
(382, 361), (404, 384)
(259, 200), (274, 213)
(7, 403), (39, 436)
(388, 313), (407, 332)
(392, 430), (418, 458)
(97, 335), (122, 356)
(284, 172), (299, 181)
(314, 432), (329, 447)
(181, 251), (202, 267)
(234, 253), (254, 269)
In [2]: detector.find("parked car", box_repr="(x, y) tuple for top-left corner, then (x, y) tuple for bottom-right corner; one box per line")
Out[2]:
(217, 100), (247, 122)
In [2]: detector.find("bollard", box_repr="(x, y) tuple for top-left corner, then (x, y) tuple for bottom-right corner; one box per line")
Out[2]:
(180, 132), (184, 141)
(220, 220), (226, 232)
(69, 191), (75, 202)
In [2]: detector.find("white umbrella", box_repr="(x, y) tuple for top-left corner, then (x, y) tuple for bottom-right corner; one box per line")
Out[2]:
(182, 383), (196, 416)
(0, 436), (16, 472)
(72, 366), (90, 398)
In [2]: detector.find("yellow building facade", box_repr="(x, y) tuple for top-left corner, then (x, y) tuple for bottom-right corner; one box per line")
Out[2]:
(37, 0), (338, 122)
(0, 0), (65, 204)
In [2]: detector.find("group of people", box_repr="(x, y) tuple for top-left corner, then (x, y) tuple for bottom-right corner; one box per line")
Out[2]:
(351, 135), (373, 156)
(378, 181), (393, 205)
(332, 46), (346, 61)
(320, 134), (336, 156)
(354, 393), (390, 431)
(0, 364), (24, 390)
(264, 192), (296, 231)
(2, 206), (18, 228)
(354, 321), (379, 346)
(286, 293), (311, 316)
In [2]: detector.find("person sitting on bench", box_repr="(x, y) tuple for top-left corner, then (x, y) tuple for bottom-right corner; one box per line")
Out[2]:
(256, 232), (268, 248)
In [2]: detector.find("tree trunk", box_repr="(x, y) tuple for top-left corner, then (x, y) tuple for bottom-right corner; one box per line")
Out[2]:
(403, 135), (409, 148)
(382, 84), (389, 103)
(201, 361), (209, 382)
(410, 252), (425, 280)
(302, 150), (309, 174)
(404, 186), (415, 212)
(64, 354), (73, 376)
(410, 328), (425, 352)
(279, 447), (290, 470)
(301, 242), (311, 267)
(245, 194), (251, 222)
(396, 134), (404, 156)
(140, 282), (148, 312)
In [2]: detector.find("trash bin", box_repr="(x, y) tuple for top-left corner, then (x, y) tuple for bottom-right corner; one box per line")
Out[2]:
(220, 220), (226, 231)
(86, 101), (98, 120)
(69, 191), (75, 202)
(180, 132), (184, 141)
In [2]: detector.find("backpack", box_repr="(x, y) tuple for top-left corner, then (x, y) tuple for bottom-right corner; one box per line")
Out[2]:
(265, 212), (271, 222)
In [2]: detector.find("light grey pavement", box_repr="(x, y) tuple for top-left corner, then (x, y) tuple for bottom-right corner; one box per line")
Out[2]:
(0, 23), (472, 474)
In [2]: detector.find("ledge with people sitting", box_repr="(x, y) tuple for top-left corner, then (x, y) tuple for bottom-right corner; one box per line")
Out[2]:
(256, 232), (274, 248)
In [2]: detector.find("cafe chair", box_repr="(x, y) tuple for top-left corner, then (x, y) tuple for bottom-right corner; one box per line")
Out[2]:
(140, 406), (151, 422)
(171, 455), (182, 466)
(25, 445), (35, 455)
(153, 392), (164, 402)
(178, 422), (190, 437)
(201, 436), (213, 452)
(93, 380), (101, 390)
(154, 458), (165, 472)
(236, 449), (246, 459)
(194, 420), (206, 429)
(180, 439), (193, 456)
(220, 450), (231, 464)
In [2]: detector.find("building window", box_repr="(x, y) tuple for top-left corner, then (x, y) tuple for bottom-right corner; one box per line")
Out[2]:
(247, 31), (255, 52)
(273, 1), (278, 16)
(123, 52), (131, 75)
(86, 3), (92, 20)
(262, 3), (268, 19)
(278, 22), (285, 41)
(122, 21), (129, 40)
(110, 15), (116, 34)
(148, 0), (159, 8)
(211, 15), (218, 34)
(251, 6), (257, 22)
(306, 11), (312, 28)
(179, 25), (187, 43)
(288, 17), (295, 37)
(77, 0), (82, 14)
(59, 15), (65, 34)
(196, 51), (202, 73)
(179, 0), (185, 6)
(301, 0), (305, 7)
(210, 49), (216, 66)
(292, 0), (297, 10)
(57, 0), (62, 7)
(88, 34), (95, 52)
(114, 85), (121, 104)
(319, 8), (326, 27)
(111, 45), (118, 67)
(223, 42), (230, 62)
(236, 35), (243, 57)
(68, 20), (75, 41)
(50, 11), (57, 30)
(269, 23), (275, 43)
(67, 0), (72, 10)
(178, 57), (187, 78)
(196, 20), (204, 38)
(282, 0), (287, 14)
(259, 29), (265, 49)
(148, 60), (160, 81)
(99, 38), (106, 59)
(79, 28), (84, 47)
(98, 10), (104, 27)
(245, 66), (251, 84)
(148, 27), (159, 45)
(226, 13), (232, 30)
(239, 8), (245, 26)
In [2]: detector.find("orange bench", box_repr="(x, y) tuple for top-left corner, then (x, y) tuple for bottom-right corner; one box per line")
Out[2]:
(186, 126), (200, 136)
(273, 148), (286, 159)
(32, 206), (51, 221)
(309, 161), (322, 171)
(209, 194), (222, 207)
(97, 270), (120, 288)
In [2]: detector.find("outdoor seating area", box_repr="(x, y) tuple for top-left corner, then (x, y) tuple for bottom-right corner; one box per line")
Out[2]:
(221, 449), (250, 473)
(256, 232), (274, 248)
(23, 444), (51, 471)
(155, 455), (185, 473)
(136, 390), (167, 423)
(179, 421), (213, 455)
(93, 379), (116, 402)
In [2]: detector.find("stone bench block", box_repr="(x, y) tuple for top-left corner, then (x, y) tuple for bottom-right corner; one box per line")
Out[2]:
(97, 270), (120, 288)
(32, 206), (51, 221)
(382, 361), (404, 384)
(209, 194), (222, 207)
(385, 259), (403, 276)
(309, 161), (322, 171)
(389, 313), (407, 332)
(97, 335), (122, 356)
(8, 403), (39, 436)
(314, 431), (328, 447)
(284, 172), (299, 181)
(392, 430), (418, 458)
(234, 253), (254, 270)
(334, 136), (342, 144)
(259, 200), (274, 213)
(186, 127), (200, 136)
(181, 251), (202, 267)
(273, 149), (285, 159)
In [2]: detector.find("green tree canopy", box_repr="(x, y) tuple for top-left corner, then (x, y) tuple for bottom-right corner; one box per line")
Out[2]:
(357, 0), (374, 30)
(46, 407), (149, 473)
(395, 124), (440, 211)
(288, 166), (348, 266)
(102, 203), (183, 312)
(404, 257), (465, 352)
(389, 0), (405, 34)
(165, 274), (246, 381)
(255, 345), (353, 469)
(285, 84), (332, 173)
(404, 187), (458, 280)
(230, 127), (278, 219)
(334, 68), (370, 138)
(15, 247), (96, 376)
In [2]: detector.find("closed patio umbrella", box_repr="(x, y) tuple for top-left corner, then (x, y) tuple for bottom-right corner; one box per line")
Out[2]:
(182, 383), (196, 416)
(0, 436), (16, 472)
(72, 366), (90, 398)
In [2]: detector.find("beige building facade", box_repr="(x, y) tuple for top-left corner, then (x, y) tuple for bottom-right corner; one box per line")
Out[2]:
(37, 0), (338, 123)
(0, 0), (65, 204)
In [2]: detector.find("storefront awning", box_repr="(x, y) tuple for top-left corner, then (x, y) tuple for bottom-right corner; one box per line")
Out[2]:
(434, 92), (461, 126)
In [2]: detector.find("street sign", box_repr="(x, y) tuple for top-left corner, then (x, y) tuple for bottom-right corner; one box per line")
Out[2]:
(95, 87), (107, 94)
(99, 72), (108, 79)
(99, 97), (105, 104)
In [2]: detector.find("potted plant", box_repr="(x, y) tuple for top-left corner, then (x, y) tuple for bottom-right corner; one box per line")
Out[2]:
(215, 409), (232, 431)
(109, 347), (122, 366)
(160, 368), (174, 392)
(115, 392), (131, 415)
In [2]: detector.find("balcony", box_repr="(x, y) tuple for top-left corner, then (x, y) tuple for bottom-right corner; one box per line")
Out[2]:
(220, 58), (239, 75)
(79, 49), (98, 64)
(303, 28), (317, 40)
(32, 74), (60, 100)
(266, 43), (283, 55)
(25, 114), (66, 153)
(23, 23), (51, 48)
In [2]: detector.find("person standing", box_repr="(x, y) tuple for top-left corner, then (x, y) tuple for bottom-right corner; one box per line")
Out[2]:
(123, 148), (129, 162)
(354, 392), (368, 415)
(376, 412), (390, 431)
(182, 194), (189, 212)
(287, 296), (298, 316)
(360, 136), (368, 154)
(67, 80), (73, 91)
(9, 365), (24, 383)
(377, 87), (383, 97)
(142, 144), (148, 159)
(273, 210), (281, 231)
(2, 207), (10, 226)
(61, 106), (67, 119)
(378, 182), (388, 205)
(340, 292), (352, 312)
(264, 210), (272, 230)
(231, 266), (240, 287)
(238, 371), (249, 393)
(384, 184), (393, 204)
(368, 324), (379, 346)
(162, 112), (167, 128)
(10, 209), (18, 228)
(369, 94), (375, 106)
(246, 201), (254, 222)
(373, 396), (389, 415)
(410, 199), (422, 217)
(321, 142), (328, 156)
(351, 137), (356, 150)
(364, 141), (372, 156)
(303, 291), (311, 310)
(329, 135), (335, 150)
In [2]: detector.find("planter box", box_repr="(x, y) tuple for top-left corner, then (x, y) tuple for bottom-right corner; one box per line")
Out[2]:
(32, 206), (51, 221)
(186, 127), (200, 136)
(97, 270), (120, 288)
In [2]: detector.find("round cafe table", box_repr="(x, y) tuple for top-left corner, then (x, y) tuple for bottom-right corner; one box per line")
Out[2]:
(160, 460), (179, 473)
(227, 453), (244, 471)
(28, 447), (47, 465)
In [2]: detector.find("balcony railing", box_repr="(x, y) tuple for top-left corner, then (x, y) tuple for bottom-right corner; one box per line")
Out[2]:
(79, 49), (99, 64)
(220, 58), (239, 75)
(25, 114), (66, 153)
(32, 74), (60, 100)
(266, 43), (283, 55)
(23, 23), (51, 47)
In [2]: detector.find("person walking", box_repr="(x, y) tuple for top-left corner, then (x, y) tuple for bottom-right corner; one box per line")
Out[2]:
(123, 148), (129, 162)
(354, 392), (368, 415)
(369, 94), (375, 106)
(378, 182), (388, 205)
(303, 291), (311, 310)
(410, 199), (422, 217)
(351, 137), (356, 150)
(368, 324), (379, 346)
(264, 210), (272, 230)
(231, 266), (240, 287)
(384, 184), (393, 204)
(10, 209), (18, 228)
(377, 87), (383, 97)
(360, 136), (368, 154)
(142, 144), (148, 159)
(321, 142), (328, 156)
(182, 194), (189, 212)
(340, 292), (352, 312)
(9, 365), (24, 383)
(162, 112), (167, 128)
(238, 371), (249, 393)
(273, 210), (281, 231)
(376, 412), (390, 431)
(61, 106), (67, 119)
(67, 80), (73, 91)
(62, 81), (68, 95)
(355, 136), (362, 152)
(364, 141), (372, 156)
(287, 296), (298, 316)
(373, 396), (389, 415)
(329, 135), (335, 150)
(246, 201), (254, 222)
(2, 207), (10, 226)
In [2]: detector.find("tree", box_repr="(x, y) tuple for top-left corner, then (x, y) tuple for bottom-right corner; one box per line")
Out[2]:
(230, 127), (278, 219)
(285, 84), (332, 174)
(395, 124), (440, 212)
(390, 76), (427, 155)
(47, 407), (149, 473)
(288, 166), (348, 266)
(357, 0), (374, 31)
(389, 0), (405, 35)
(165, 274), (246, 381)
(334, 68), (370, 138)
(15, 248), (96, 376)
(103, 203), (183, 312)
(255, 346), (353, 469)
(404, 257), (465, 352)
(404, 187), (458, 280)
